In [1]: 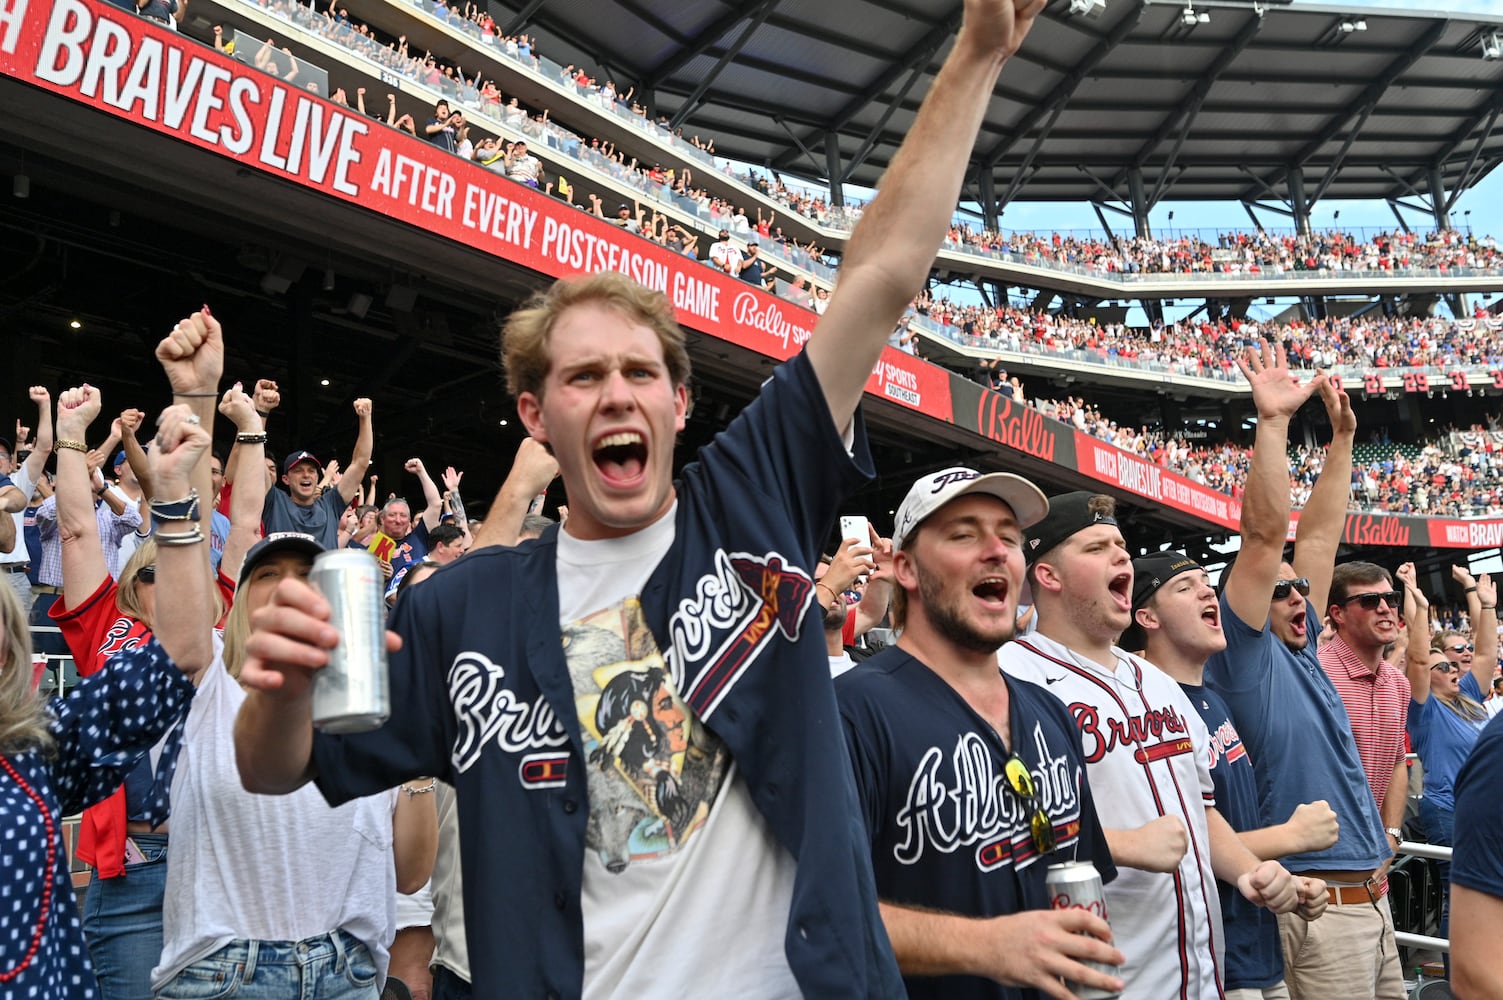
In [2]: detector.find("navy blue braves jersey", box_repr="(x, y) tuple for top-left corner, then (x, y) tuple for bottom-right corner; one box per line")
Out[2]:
(310, 351), (904, 999)
(838, 648), (1116, 1000)
(1180, 681), (1282, 991)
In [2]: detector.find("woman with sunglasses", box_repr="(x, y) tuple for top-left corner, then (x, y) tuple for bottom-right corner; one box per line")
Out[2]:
(1398, 562), (1496, 966)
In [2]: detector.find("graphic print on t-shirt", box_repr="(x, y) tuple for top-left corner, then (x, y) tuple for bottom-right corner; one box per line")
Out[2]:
(566, 598), (730, 872)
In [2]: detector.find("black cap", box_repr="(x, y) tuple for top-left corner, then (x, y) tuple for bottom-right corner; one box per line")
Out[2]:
(1024, 491), (1118, 567)
(1120, 550), (1203, 652)
(234, 532), (325, 593)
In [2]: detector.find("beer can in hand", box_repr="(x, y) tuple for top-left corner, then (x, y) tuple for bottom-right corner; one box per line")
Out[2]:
(1045, 860), (1119, 1000)
(309, 548), (390, 733)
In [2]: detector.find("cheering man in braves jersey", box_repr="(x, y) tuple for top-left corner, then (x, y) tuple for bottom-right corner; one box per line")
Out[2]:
(233, 1), (1049, 997)
(838, 468), (1124, 1000)
(998, 492), (1301, 1000)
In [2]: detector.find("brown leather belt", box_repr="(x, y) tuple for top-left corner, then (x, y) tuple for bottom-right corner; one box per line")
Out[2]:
(1326, 879), (1388, 906)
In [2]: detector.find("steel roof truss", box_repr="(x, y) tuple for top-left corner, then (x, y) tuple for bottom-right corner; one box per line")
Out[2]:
(668, 0), (782, 130)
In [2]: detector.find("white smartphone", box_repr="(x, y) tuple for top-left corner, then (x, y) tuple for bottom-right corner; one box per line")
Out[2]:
(840, 514), (870, 548)
(839, 515), (871, 583)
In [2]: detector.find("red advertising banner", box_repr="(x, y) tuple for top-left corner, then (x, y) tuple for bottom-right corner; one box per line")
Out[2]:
(1427, 519), (1503, 550)
(0, 0), (947, 425)
(1074, 433), (1243, 530)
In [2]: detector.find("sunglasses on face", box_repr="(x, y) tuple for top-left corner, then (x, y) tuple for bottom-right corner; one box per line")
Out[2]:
(136, 565), (157, 584)
(1272, 578), (1311, 600)
(1003, 754), (1057, 856)
(1431, 663), (1460, 674)
(1338, 590), (1402, 612)
(1447, 643), (1474, 654)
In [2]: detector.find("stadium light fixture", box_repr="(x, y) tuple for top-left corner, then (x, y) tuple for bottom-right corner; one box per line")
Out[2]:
(1070, 0), (1106, 17)
(1340, 19), (1366, 33)
(1181, 3), (1208, 26)
(1484, 31), (1503, 61)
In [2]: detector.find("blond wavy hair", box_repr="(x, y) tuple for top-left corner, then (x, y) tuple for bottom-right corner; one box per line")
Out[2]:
(0, 580), (52, 754)
(502, 270), (690, 401)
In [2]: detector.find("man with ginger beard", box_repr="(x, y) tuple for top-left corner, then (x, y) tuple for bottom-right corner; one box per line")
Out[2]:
(1202, 344), (1396, 1000)
(837, 469), (1125, 1000)
(998, 491), (1301, 1000)
(233, 2), (1051, 997)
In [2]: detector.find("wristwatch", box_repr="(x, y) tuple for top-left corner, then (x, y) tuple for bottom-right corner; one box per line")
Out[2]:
(1385, 827), (1402, 840)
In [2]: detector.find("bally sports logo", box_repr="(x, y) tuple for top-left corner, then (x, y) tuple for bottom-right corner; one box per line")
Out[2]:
(731, 291), (811, 352)
(872, 357), (922, 407)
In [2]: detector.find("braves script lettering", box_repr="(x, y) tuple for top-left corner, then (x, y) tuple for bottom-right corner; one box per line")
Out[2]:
(668, 549), (812, 718)
(893, 725), (1079, 870)
(1203, 718), (1246, 772)
(1070, 701), (1189, 765)
(449, 650), (568, 773)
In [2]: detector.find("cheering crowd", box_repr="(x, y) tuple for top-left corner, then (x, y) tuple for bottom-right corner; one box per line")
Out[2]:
(6, 1), (1503, 999)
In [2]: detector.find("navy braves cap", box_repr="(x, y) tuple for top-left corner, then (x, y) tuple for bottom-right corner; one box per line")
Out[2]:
(235, 532), (325, 593)
(282, 450), (323, 474)
(1120, 550), (1203, 652)
(1023, 491), (1119, 567)
(892, 467), (1049, 552)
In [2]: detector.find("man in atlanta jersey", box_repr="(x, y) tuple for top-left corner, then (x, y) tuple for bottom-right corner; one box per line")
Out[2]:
(232, 0), (1050, 996)
(998, 492), (1301, 1000)
(838, 468), (1124, 1000)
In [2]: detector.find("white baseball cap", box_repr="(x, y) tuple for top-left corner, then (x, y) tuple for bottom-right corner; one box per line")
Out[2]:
(891, 467), (1049, 551)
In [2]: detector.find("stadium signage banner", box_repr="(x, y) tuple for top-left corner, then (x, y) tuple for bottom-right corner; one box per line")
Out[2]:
(948, 380), (1072, 466)
(0, 0), (947, 421)
(1074, 434), (1243, 529)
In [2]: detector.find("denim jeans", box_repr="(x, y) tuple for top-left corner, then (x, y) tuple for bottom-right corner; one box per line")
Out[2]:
(84, 832), (169, 1000)
(155, 930), (379, 999)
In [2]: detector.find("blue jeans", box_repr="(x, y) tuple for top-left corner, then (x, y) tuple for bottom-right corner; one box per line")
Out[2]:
(84, 832), (169, 1000)
(155, 930), (379, 999)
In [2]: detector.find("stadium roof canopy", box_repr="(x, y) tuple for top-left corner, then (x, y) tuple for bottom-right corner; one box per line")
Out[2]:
(492, 0), (1503, 221)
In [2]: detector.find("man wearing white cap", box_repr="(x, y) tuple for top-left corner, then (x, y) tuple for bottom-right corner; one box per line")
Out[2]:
(836, 468), (1125, 1000)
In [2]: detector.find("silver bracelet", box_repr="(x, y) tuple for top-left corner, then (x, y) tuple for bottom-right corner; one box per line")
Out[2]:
(400, 779), (438, 797)
(154, 527), (206, 547)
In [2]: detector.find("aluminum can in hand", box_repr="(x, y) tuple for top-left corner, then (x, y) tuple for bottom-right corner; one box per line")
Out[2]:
(309, 548), (390, 733)
(1046, 860), (1119, 1000)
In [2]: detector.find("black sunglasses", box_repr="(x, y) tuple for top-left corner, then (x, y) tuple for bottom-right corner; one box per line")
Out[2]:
(1272, 578), (1311, 600)
(136, 565), (157, 583)
(1003, 753), (1056, 856)
(1338, 590), (1402, 611)
(1447, 643), (1474, 654)
(1432, 662), (1460, 673)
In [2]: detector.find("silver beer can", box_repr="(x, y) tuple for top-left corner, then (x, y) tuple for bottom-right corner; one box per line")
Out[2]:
(308, 548), (390, 733)
(1045, 860), (1119, 1000)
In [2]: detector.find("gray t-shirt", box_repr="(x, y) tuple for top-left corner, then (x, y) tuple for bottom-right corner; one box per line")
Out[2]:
(262, 487), (346, 549)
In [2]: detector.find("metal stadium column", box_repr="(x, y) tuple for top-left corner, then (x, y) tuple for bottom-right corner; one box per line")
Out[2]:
(1128, 167), (1150, 238)
(825, 133), (844, 208)
(1287, 169), (1311, 237)
(978, 172), (999, 233)
(1429, 166), (1452, 231)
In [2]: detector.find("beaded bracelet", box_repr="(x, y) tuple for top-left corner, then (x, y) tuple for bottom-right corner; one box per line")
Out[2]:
(155, 527), (206, 547)
(55, 439), (88, 453)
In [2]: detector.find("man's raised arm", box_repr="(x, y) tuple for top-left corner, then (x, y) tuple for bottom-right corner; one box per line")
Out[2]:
(1292, 380), (1355, 615)
(339, 398), (373, 504)
(1222, 342), (1323, 630)
(805, 0), (1044, 433)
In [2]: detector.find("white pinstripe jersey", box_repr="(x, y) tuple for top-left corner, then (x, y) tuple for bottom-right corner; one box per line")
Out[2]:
(1000, 633), (1226, 1000)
